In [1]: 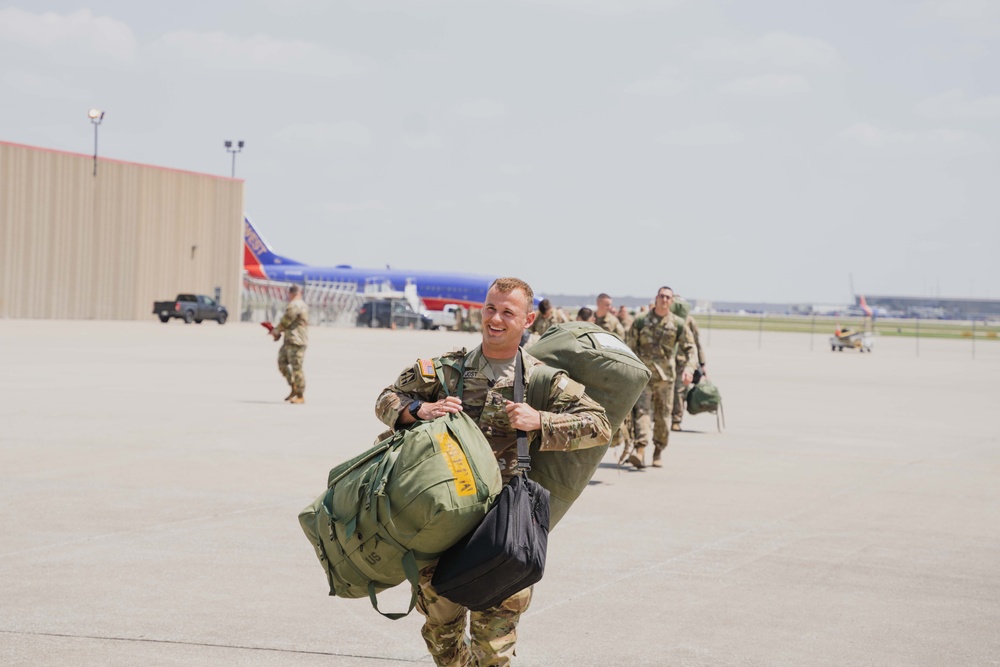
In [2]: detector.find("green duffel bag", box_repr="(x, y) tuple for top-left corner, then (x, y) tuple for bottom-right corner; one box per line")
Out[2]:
(298, 411), (503, 619)
(526, 322), (651, 528)
(686, 378), (721, 415)
(670, 297), (691, 321)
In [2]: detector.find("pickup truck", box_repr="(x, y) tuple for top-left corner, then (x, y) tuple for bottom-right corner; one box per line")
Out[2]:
(423, 304), (462, 331)
(153, 294), (228, 324)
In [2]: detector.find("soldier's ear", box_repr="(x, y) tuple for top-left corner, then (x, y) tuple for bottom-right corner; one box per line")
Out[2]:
(524, 311), (536, 328)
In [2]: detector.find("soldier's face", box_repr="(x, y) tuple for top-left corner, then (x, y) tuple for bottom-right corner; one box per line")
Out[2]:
(655, 290), (673, 314)
(481, 287), (534, 356)
(596, 297), (612, 315)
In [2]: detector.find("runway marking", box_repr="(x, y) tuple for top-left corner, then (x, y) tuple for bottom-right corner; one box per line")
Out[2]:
(0, 629), (425, 662)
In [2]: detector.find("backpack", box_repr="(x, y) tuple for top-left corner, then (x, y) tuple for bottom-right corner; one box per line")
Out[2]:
(297, 411), (503, 618)
(525, 322), (651, 527)
(670, 298), (691, 321)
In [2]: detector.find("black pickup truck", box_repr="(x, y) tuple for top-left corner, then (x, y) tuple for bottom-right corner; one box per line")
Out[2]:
(153, 294), (228, 324)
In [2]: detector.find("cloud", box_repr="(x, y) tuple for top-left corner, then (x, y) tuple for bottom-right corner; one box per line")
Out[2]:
(688, 32), (842, 70)
(721, 74), (810, 96)
(0, 8), (136, 61)
(403, 132), (443, 149)
(657, 122), (743, 146)
(624, 75), (688, 97)
(325, 200), (391, 213)
(275, 121), (372, 146)
(838, 122), (988, 152)
(148, 30), (364, 77)
(915, 88), (1000, 119)
(479, 191), (521, 206)
(3, 70), (92, 100)
(452, 98), (507, 119)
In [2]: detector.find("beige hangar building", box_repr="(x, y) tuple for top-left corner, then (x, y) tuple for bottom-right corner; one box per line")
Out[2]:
(0, 140), (245, 321)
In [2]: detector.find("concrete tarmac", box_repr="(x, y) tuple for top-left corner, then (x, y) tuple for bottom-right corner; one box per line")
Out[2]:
(1, 320), (998, 666)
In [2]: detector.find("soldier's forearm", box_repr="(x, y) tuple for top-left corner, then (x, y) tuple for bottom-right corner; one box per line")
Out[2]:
(537, 410), (612, 452)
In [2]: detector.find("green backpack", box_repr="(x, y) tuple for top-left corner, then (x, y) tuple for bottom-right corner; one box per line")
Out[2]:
(525, 322), (651, 528)
(670, 297), (691, 321)
(298, 411), (503, 618)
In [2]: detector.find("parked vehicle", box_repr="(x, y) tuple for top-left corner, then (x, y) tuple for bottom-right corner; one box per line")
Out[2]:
(423, 303), (462, 330)
(153, 294), (228, 324)
(356, 299), (432, 329)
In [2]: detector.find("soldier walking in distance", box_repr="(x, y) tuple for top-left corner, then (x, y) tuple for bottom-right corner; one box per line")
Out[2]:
(625, 286), (696, 468)
(527, 298), (568, 338)
(375, 277), (610, 667)
(594, 293), (625, 339)
(272, 284), (309, 403)
(672, 311), (706, 432)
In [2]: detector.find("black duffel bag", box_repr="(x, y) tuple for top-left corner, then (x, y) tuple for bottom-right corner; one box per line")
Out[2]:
(431, 351), (550, 611)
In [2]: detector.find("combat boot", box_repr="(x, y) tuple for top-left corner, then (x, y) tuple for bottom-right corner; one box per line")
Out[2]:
(671, 423), (682, 432)
(289, 387), (305, 404)
(651, 445), (665, 467)
(284, 385), (297, 401)
(627, 445), (645, 469)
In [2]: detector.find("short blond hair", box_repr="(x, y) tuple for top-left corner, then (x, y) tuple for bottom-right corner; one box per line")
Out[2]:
(488, 277), (534, 311)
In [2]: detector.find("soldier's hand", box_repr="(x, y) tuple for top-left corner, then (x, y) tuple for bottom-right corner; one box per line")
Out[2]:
(505, 401), (541, 432)
(682, 369), (694, 386)
(272, 331), (281, 341)
(418, 396), (463, 419)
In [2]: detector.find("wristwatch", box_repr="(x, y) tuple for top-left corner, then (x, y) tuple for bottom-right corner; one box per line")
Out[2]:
(407, 400), (423, 421)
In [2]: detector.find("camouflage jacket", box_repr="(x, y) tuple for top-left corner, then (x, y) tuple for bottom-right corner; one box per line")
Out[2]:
(375, 346), (611, 480)
(528, 311), (569, 336)
(594, 312), (625, 339)
(275, 298), (309, 346)
(675, 315), (706, 369)
(626, 310), (697, 382)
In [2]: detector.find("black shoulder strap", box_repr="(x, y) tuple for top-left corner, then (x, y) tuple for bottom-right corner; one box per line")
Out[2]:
(514, 350), (531, 473)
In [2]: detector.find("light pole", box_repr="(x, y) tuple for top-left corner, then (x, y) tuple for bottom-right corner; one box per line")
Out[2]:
(88, 108), (105, 177)
(224, 140), (245, 178)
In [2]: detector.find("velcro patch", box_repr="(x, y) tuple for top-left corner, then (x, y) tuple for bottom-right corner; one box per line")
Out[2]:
(419, 359), (435, 378)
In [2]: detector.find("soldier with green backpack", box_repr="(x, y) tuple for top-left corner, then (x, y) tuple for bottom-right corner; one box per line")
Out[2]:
(375, 277), (612, 667)
(625, 286), (698, 468)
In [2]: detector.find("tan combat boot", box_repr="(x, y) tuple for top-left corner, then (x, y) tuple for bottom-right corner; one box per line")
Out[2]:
(289, 387), (305, 404)
(284, 385), (297, 401)
(671, 423), (682, 432)
(627, 445), (646, 469)
(651, 445), (665, 467)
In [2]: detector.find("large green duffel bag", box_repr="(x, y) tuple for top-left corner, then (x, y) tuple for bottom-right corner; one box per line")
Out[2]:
(526, 322), (651, 527)
(670, 297), (691, 321)
(298, 411), (503, 618)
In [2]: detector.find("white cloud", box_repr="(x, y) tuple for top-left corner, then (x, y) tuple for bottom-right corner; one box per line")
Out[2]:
(403, 132), (443, 149)
(275, 121), (372, 146)
(839, 122), (988, 152)
(721, 74), (810, 96)
(689, 32), (842, 70)
(479, 191), (521, 206)
(325, 200), (391, 213)
(0, 8), (136, 61)
(452, 98), (507, 119)
(624, 76), (688, 97)
(915, 88), (1000, 119)
(149, 31), (364, 77)
(3, 71), (92, 100)
(657, 122), (743, 146)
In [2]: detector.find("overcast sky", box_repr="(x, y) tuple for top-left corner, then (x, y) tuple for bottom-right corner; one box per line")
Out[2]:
(2, 0), (998, 304)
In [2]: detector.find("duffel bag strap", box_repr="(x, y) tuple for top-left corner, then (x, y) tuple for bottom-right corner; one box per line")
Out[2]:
(515, 350), (531, 473)
(366, 550), (420, 620)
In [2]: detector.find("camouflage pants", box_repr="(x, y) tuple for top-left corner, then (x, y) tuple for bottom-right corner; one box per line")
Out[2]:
(672, 372), (687, 426)
(633, 378), (674, 452)
(277, 343), (306, 390)
(416, 564), (533, 667)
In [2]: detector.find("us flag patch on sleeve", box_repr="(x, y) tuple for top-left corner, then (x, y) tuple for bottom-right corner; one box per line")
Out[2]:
(419, 359), (435, 378)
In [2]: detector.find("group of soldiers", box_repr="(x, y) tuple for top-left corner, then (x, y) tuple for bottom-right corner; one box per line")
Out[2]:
(526, 288), (707, 470)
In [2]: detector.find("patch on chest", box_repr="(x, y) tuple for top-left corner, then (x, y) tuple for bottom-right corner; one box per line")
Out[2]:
(437, 432), (478, 497)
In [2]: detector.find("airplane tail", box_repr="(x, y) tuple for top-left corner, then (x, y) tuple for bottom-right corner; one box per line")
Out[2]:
(243, 216), (304, 278)
(859, 294), (874, 318)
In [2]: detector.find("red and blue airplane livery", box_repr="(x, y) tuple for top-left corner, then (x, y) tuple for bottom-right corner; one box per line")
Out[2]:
(244, 217), (496, 311)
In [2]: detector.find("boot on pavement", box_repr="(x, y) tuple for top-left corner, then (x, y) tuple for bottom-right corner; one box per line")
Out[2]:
(627, 445), (646, 469)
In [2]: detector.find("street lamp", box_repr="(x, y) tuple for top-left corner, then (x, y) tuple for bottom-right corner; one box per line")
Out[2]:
(88, 108), (105, 177)
(224, 140), (245, 178)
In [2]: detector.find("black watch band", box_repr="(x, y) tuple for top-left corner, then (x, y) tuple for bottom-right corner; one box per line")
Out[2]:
(407, 400), (423, 421)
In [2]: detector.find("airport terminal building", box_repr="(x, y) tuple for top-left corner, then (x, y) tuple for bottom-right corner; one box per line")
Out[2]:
(0, 140), (244, 320)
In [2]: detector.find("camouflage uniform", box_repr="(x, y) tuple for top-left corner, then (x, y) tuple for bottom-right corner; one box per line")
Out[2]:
(672, 315), (705, 428)
(626, 311), (696, 462)
(376, 346), (610, 666)
(594, 312), (625, 340)
(618, 309), (634, 334)
(275, 297), (309, 395)
(527, 310), (568, 338)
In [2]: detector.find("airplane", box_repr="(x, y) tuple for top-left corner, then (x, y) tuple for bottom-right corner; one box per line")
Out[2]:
(243, 217), (497, 311)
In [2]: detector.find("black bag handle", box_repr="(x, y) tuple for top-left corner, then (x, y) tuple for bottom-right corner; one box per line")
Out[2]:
(514, 349), (531, 473)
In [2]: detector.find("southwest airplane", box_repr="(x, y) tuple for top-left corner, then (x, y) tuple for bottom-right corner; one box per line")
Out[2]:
(243, 217), (496, 311)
